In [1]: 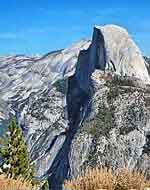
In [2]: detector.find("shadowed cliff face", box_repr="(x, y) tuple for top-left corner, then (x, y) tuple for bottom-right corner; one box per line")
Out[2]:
(68, 27), (106, 124)
(47, 27), (106, 190)
(75, 27), (106, 92)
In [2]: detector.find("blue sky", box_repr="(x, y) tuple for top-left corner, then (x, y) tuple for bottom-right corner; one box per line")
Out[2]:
(0, 0), (149, 55)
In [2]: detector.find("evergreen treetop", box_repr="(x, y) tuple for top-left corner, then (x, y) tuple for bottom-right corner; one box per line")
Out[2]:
(0, 118), (35, 180)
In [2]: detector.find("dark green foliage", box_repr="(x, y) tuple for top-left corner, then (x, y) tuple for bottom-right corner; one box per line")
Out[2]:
(82, 103), (115, 168)
(41, 180), (49, 190)
(0, 119), (35, 180)
(110, 75), (135, 87)
(107, 84), (120, 103)
(85, 103), (114, 137)
(53, 79), (67, 94)
(106, 75), (136, 103)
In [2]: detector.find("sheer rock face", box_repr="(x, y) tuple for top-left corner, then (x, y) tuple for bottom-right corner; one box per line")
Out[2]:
(98, 25), (150, 82)
(0, 25), (150, 189)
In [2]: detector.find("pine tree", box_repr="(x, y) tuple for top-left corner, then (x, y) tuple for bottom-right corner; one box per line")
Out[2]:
(0, 118), (35, 180)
